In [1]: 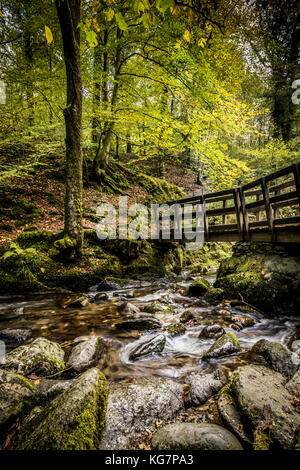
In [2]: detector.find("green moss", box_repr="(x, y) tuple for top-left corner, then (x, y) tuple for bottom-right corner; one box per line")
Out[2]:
(54, 236), (77, 250)
(165, 323), (186, 337)
(226, 332), (240, 348)
(188, 279), (210, 296)
(15, 374), (37, 392)
(253, 430), (271, 451)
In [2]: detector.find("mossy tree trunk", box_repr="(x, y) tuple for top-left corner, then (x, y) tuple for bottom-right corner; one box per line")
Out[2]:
(55, 0), (83, 258)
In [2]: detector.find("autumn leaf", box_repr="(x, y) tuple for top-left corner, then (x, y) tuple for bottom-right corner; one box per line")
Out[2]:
(104, 7), (115, 22)
(183, 26), (192, 43)
(45, 26), (53, 44)
(93, 18), (101, 33)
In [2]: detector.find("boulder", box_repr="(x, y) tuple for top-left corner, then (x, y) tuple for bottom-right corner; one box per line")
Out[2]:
(36, 379), (72, 402)
(0, 370), (36, 435)
(62, 296), (89, 309)
(3, 338), (65, 377)
(230, 365), (300, 449)
(183, 370), (225, 406)
(128, 334), (166, 361)
(217, 385), (252, 445)
(203, 288), (224, 304)
(15, 368), (107, 450)
(188, 279), (210, 297)
(165, 323), (186, 337)
(203, 333), (241, 359)
(179, 310), (196, 323)
(115, 316), (161, 331)
(199, 324), (224, 340)
(117, 302), (140, 316)
(66, 336), (106, 373)
(285, 369), (300, 396)
(151, 423), (243, 450)
(0, 328), (31, 346)
(93, 292), (109, 302)
(250, 339), (298, 378)
(99, 376), (184, 450)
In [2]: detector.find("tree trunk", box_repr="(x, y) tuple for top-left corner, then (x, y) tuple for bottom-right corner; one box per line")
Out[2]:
(93, 28), (121, 179)
(55, 0), (83, 258)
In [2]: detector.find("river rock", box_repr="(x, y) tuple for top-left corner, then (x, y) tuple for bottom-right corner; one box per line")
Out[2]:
(188, 280), (210, 297)
(66, 336), (106, 373)
(183, 370), (225, 406)
(117, 302), (140, 315)
(94, 292), (109, 302)
(62, 296), (89, 308)
(151, 423), (243, 450)
(250, 339), (298, 378)
(217, 385), (252, 445)
(199, 324), (224, 339)
(180, 310), (196, 323)
(165, 323), (186, 337)
(15, 367), (107, 450)
(128, 334), (166, 361)
(115, 316), (161, 331)
(203, 333), (241, 359)
(230, 364), (300, 449)
(0, 370), (36, 435)
(3, 338), (65, 377)
(0, 328), (31, 346)
(285, 369), (300, 396)
(36, 379), (72, 401)
(99, 376), (184, 450)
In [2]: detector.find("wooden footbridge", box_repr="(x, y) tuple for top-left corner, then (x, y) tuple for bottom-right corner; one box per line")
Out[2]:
(165, 162), (300, 243)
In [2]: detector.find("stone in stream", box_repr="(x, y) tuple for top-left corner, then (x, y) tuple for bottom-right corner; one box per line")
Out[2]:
(183, 370), (226, 406)
(99, 376), (184, 450)
(15, 367), (107, 450)
(61, 296), (90, 309)
(203, 333), (241, 359)
(188, 279), (210, 297)
(93, 292), (109, 302)
(128, 334), (166, 361)
(223, 364), (300, 449)
(204, 288), (225, 304)
(250, 339), (298, 378)
(117, 301), (140, 316)
(66, 336), (106, 373)
(151, 423), (243, 450)
(3, 337), (65, 377)
(115, 316), (161, 331)
(179, 310), (196, 323)
(217, 387), (252, 446)
(165, 322), (186, 337)
(199, 324), (225, 340)
(0, 328), (31, 346)
(0, 370), (36, 436)
(285, 369), (300, 396)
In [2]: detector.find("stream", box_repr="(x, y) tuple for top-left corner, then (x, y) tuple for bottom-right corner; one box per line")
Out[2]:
(0, 271), (299, 381)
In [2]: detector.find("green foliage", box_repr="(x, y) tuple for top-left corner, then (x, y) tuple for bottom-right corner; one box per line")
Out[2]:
(3, 242), (46, 282)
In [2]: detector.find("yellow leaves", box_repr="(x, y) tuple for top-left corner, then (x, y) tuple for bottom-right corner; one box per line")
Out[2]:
(183, 25), (192, 43)
(92, 0), (102, 12)
(45, 26), (53, 44)
(93, 18), (101, 33)
(171, 5), (182, 18)
(197, 37), (206, 48)
(0, 10), (3, 18)
(104, 7), (115, 22)
(115, 12), (128, 30)
(187, 8), (196, 22)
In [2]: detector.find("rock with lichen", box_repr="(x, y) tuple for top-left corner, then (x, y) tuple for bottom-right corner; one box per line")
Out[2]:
(15, 367), (107, 450)
(2, 337), (65, 377)
(203, 333), (241, 359)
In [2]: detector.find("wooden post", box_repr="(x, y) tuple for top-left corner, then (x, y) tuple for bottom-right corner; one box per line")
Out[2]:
(261, 177), (273, 231)
(238, 187), (249, 236)
(293, 163), (300, 215)
(273, 190), (280, 219)
(256, 194), (262, 222)
(202, 193), (209, 239)
(233, 189), (243, 234)
(222, 199), (227, 225)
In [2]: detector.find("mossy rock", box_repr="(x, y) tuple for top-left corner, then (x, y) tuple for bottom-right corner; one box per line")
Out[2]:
(15, 368), (108, 450)
(165, 323), (186, 337)
(4, 338), (65, 377)
(204, 288), (224, 304)
(188, 279), (210, 297)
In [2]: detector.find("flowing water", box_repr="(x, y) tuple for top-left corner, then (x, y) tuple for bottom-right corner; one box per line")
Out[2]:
(0, 272), (299, 381)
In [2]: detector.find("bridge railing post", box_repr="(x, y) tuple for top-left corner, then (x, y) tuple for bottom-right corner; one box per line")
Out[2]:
(233, 189), (243, 235)
(238, 187), (249, 236)
(261, 177), (273, 231)
(293, 163), (300, 215)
